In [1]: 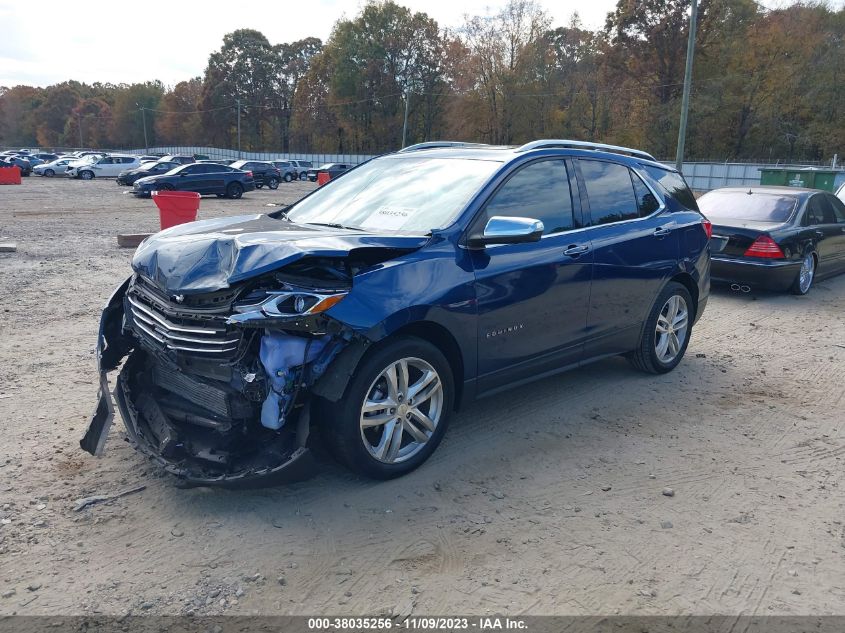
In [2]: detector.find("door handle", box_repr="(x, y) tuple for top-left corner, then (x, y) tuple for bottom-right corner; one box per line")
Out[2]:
(563, 244), (589, 257)
(653, 227), (672, 237)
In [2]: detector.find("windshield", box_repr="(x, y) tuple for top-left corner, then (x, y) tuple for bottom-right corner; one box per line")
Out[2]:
(286, 156), (502, 233)
(698, 191), (798, 223)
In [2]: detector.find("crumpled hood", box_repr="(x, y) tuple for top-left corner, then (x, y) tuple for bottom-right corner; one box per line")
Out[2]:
(132, 214), (429, 294)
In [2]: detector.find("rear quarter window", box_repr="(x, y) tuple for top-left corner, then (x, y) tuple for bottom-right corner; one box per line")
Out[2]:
(643, 165), (698, 211)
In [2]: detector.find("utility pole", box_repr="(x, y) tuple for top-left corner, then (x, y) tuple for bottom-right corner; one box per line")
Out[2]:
(236, 98), (242, 158)
(675, 0), (698, 173)
(401, 87), (410, 149)
(136, 103), (149, 153)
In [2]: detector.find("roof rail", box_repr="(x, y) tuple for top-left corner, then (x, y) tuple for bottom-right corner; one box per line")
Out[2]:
(398, 141), (493, 153)
(515, 139), (656, 162)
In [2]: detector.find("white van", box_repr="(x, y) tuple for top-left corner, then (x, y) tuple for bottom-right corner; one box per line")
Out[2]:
(67, 154), (141, 179)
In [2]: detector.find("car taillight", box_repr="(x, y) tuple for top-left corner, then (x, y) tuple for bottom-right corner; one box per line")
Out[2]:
(744, 235), (784, 259)
(246, 171), (253, 177)
(701, 218), (712, 239)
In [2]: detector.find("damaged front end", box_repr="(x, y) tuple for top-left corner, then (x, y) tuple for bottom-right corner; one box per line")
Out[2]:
(80, 255), (382, 487)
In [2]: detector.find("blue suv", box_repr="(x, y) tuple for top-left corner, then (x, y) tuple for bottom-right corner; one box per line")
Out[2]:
(81, 140), (711, 486)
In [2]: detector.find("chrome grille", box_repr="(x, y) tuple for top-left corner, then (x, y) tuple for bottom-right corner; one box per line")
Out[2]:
(126, 290), (242, 357)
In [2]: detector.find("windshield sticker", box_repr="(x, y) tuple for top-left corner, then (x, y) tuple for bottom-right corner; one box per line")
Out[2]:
(360, 206), (415, 230)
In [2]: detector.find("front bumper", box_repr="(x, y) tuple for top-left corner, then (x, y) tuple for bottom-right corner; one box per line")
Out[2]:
(78, 276), (343, 487)
(132, 182), (154, 196)
(711, 256), (800, 292)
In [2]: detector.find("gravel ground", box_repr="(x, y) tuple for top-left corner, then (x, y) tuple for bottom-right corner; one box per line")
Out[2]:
(0, 176), (843, 617)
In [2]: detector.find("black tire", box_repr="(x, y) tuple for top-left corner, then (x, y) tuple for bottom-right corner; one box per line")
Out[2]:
(267, 177), (279, 190)
(790, 251), (816, 295)
(317, 336), (454, 479)
(226, 182), (244, 199)
(284, 173), (293, 183)
(79, 170), (94, 180)
(215, 193), (224, 198)
(628, 281), (694, 374)
(300, 172), (308, 181)
(44, 169), (55, 177)
(255, 184), (263, 189)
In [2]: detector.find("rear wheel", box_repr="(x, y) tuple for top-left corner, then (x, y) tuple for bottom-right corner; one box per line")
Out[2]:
(791, 252), (815, 295)
(267, 177), (279, 190)
(299, 172), (308, 181)
(226, 182), (244, 199)
(284, 173), (293, 183)
(318, 337), (453, 479)
(79, 170), (94, 180)
(629, 282), (693, 374)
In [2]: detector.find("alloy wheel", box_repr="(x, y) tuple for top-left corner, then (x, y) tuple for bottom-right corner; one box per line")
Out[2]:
(654, 295), (689, 364)
(359, 357), (443, 464)
(798, 253), (815, 294)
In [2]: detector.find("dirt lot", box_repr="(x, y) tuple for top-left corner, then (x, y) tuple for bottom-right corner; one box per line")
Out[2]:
(0, 176), (843, 617)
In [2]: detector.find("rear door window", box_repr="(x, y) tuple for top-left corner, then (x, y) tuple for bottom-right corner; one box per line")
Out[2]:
(631, 171), (661, 216)
(825, 194), (845, 223)
(805, 194), (835, 225)
(480, 159), (575, 235)
(579, 160), (639, 225)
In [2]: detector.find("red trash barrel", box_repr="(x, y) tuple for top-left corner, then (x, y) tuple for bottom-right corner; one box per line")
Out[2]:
(152, 190), (201, 230)
(317, 171), (331, 186)
(0, 166), (22, 185)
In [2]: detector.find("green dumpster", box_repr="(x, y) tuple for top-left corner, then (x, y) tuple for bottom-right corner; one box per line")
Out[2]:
(759, 167), (839, 192)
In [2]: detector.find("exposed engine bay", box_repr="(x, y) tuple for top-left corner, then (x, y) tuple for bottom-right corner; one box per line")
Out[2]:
(81, 248), (413, 487)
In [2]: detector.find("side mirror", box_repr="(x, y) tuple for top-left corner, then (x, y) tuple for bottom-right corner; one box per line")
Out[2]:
(468, 216), (544, 248)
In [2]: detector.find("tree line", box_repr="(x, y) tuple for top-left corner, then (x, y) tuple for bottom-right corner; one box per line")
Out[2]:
(1, 0), (842, 162)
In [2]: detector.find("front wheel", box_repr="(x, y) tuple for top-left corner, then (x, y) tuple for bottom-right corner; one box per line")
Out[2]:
(300, 172), (308, 181)
(628, 282), (693, 374)
(284, 173), (293, 183)
(318, 337), (454, 479)
(44, 169), (55, 177)
(791, 252), (815, 295)
(79, 170), (94, 180)
(226, 182), (243, 199)
(267, 177), (279, 190)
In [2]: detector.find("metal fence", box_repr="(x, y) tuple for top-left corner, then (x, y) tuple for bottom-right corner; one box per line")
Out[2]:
(128, 146), (376, 166)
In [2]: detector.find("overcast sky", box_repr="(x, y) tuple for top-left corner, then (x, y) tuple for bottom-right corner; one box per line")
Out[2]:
(0, 0), (811, 88)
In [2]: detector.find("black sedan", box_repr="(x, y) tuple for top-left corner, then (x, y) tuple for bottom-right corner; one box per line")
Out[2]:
(306, 162), (352, 182)
(132, 163), (256, 199)
(116, 161), (179, 186)
(700, 186), (845, 294)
